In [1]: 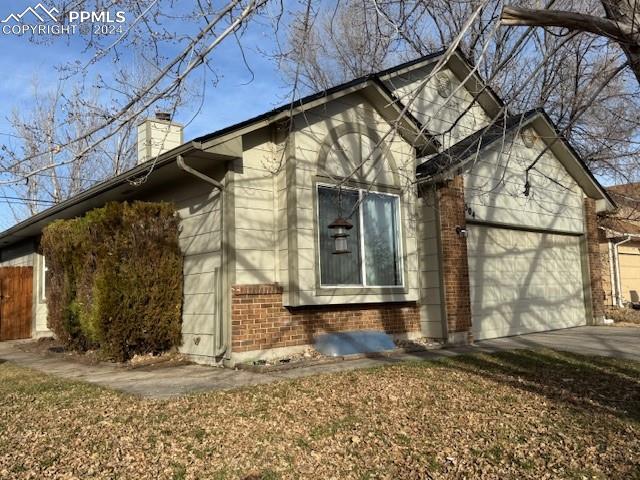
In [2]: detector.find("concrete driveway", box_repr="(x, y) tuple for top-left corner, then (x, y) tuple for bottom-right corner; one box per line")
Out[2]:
(476, 325), (640, 361)
(0, 326), (637, 399)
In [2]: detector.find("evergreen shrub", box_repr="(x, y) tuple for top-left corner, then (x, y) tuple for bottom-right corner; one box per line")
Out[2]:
(41, 201), (183, 361)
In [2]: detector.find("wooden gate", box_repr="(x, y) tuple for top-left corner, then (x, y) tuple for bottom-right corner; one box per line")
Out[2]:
(0, 267), (33, 341)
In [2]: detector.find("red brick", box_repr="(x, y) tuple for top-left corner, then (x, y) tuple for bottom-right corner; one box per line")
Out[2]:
(584, 198), (605, 322)
(436, 176), (472, 334)
(230, 284), (420, 353)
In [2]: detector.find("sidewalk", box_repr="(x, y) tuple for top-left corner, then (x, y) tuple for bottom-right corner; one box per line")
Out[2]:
(0, 326), (637, 399)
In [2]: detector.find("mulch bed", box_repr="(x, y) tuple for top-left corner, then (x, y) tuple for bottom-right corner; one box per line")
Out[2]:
(15, 338), (191, 370)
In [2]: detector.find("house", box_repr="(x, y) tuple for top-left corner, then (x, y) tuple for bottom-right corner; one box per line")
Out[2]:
(599, 183), (640, 307)
(0, 48), (615, 364)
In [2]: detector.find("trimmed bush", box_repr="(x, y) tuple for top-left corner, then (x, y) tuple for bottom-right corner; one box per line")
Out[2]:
(41, 201), (183, 361)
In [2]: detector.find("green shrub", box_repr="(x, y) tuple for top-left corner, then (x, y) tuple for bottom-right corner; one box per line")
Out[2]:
(41, 201), (183, 361)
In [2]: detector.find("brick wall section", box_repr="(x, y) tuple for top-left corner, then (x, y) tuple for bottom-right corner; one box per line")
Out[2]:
(584, 198), (605, 322)
(231, 284), (420, 353)
(436, 175), (472, 335)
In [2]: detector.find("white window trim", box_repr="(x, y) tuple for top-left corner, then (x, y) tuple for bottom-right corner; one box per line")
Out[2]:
(316, 183), (404, 289)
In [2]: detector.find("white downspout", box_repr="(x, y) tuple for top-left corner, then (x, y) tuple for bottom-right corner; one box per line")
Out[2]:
(176, 155), (227, 357)
(608, 240), (616, 307)
(612, 235), (632, 307)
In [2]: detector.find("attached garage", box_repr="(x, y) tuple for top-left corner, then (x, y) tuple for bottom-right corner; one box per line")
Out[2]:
(416, 109), (614, 344)
(467, 225), (587, 340)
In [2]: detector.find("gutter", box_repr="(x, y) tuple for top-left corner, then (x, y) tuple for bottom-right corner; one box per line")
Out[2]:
(176, 155), (227, 358)
(0, 141), (205, 247)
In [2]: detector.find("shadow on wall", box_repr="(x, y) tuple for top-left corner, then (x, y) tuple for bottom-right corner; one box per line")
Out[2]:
(228, 105), (422, 357)
(469, 222), (588, 339)
(446, 349), (640, 423)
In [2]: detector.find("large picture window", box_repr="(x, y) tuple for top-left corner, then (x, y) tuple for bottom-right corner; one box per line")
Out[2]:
(317, 185), (403, 287)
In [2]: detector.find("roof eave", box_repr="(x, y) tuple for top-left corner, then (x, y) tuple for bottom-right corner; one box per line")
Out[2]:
(0, 141), (209, 247)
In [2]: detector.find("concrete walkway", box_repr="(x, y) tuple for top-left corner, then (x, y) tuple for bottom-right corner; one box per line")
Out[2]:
(0, 326), (638, 399)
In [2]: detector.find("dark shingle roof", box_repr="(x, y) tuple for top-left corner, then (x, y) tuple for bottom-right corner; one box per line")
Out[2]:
(600, 217), (640, 236)
(416, 109), (541, 178)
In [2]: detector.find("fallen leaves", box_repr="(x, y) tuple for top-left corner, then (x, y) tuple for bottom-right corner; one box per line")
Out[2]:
(0, 349), (638, 479)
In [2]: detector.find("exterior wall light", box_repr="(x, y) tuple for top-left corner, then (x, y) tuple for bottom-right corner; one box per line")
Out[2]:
(456, 225), (468, 238)
(328, 217), (353, 254)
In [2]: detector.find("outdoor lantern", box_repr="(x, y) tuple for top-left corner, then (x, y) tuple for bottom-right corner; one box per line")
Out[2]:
(328, 217), (353, 254)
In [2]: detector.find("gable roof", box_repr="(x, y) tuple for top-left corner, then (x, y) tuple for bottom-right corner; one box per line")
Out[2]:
(0, 46), (612, 247)
(607, 182), (640, 208)
(192, 50), (447, 148)
(599, 183), (640, 235)
(191, 46), (506, 151)
(600, 216), (640, 236)
(1, 47), (479, 248)
(416, 108), (615, 211)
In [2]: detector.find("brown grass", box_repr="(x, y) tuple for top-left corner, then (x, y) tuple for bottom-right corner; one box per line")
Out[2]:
(0, 349), (638, 479)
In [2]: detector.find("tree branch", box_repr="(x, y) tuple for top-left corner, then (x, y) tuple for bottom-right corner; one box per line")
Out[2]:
(501, 6), (636, 45)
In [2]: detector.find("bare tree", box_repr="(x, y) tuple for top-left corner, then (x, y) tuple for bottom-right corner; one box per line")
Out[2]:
(276, 0), (640, 186)
(276, 0), (400, 91)
(0, 0), (271, 221)
(4, 0), (640, 228)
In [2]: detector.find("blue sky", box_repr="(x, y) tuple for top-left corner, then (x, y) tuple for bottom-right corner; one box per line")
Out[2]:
(0, 1), (291, 229)
(0, 1), (286, 142)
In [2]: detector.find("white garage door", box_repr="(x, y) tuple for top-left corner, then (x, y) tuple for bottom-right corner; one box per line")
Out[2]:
(467, 225), (587, 340)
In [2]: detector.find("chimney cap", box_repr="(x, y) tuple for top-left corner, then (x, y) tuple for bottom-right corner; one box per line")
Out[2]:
(155, 112), (172, 122)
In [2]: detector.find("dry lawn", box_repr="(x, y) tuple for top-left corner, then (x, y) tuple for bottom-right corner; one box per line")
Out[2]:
(0, 349), (639, 479)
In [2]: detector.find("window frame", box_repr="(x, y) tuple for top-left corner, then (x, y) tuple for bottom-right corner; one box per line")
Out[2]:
(315, 182), (405, 289)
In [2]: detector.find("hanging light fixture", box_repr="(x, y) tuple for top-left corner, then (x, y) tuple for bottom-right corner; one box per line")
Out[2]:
(328, 217), (353, 254)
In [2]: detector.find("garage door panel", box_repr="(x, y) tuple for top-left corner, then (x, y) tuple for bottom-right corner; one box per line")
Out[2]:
(468, 225), (587, 340)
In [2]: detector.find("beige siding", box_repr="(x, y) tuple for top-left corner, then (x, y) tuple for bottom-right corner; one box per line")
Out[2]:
(143, 175), (223, 360)
(416, 188), (443, 337)
(234, 129), (279, 287)
(385, 66), (491, 148)
(288, 92), (419, 306)
(619, 242), (640, 303)
(464, 130), (585, 234)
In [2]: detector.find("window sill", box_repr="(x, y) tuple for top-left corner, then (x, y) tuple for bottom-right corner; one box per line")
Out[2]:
(315, 286), (408, 296)
(283, 288), (417, 308)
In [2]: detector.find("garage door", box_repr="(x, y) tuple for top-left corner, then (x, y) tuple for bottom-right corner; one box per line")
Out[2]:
(619, 252), (640, 303)
(467, 225), (587, 340)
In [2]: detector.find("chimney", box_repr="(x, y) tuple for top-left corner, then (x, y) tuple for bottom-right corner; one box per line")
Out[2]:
(137, 112), (184, 164)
